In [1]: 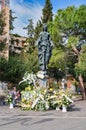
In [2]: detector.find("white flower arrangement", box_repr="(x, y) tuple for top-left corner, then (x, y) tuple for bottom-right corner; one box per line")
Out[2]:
(20, 86), (73, 111)
(19, 73), (73, 111)
(19, 72), (37, 86)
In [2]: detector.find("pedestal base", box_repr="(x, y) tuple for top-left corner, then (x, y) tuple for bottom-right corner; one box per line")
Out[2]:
(38, 78), (47, 87)
(37, 71), (48, 87)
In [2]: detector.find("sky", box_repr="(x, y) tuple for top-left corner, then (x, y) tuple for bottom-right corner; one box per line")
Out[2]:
(10, 0), (86, 37)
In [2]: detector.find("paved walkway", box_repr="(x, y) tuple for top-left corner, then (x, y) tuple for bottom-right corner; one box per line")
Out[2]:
(0, 99), (86, 130)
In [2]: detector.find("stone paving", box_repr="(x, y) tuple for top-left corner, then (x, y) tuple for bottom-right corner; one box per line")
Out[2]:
(0, 99), (86, 130)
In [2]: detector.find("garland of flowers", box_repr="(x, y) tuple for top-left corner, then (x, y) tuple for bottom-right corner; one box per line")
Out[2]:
(19, 72), (73, 111)
(20, 86), (73, 111)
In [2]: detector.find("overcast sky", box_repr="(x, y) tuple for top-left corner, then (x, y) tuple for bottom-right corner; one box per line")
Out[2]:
(10, 0), (86, 37)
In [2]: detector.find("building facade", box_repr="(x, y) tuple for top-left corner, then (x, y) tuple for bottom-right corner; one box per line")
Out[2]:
(0, 0), (10, 37)
(10, 35), (27, 54)
(0, 0), (27, 57)
(0, 0), (10, 60)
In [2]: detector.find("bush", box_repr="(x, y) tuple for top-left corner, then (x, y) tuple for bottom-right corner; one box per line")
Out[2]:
(0, 56), (26, 83)
(0, 49), (39, 87)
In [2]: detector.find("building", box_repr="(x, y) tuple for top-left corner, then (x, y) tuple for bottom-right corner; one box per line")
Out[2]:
(10, 35), (28, 54)
(0, 0), (10, 38)
(0, 0), (28, 57)
(0, 0), (10, 60)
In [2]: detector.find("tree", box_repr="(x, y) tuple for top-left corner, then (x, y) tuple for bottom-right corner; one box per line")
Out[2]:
(23, 19), (35, 53)
(48, 47), (66, 71)
(75, 45), (86, 80)
(0, 49), (39, 84)
(54, 6), (77, 36)
(34, 0), (53, 42)
(74, 5), (86, 37)
(0, 56), (26, 83)
(48, 5), (86, 74)
(9, 10), (17, 33)
(34, 20), (42, 41)
(23, 19), (34, 44)
(75, 45), (86, 100)
(54, 5), (86, 40)
(48, 21), (61, 47)
(42, 0), (53, 23)
(49, 5), (86, 99)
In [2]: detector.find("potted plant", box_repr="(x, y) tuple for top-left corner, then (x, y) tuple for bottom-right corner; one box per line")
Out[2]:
(6, 94), (14, 109)
(61, 94), (73, 112)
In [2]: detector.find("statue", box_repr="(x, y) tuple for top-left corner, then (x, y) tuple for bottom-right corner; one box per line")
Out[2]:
(36, 23), (54, 74)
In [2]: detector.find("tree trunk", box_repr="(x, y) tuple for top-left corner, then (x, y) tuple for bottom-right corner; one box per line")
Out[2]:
(79, 74), (86, 100)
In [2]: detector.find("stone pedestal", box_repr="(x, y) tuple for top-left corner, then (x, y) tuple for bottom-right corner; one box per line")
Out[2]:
(37, 71), (48, 87)
(38, 78), (47, 87)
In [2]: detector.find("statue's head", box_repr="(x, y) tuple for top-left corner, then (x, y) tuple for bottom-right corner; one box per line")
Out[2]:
(43, 23), (48, 31)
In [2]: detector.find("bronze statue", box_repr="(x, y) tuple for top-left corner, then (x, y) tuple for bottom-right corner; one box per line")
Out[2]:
(36, 23), (54, 73)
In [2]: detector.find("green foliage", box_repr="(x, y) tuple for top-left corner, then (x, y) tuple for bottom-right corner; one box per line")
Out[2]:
(12, 33), (21, 37)
(23, 19), (34, 44)
(0, 56), (26, 83)
(17, 81), (29, 91)
(65, 51), (77, 75)
(0, 39), (6, 51)
(27, 49), (39, 73)
(74, 5), (86, 36)
(54, 6), (76, 36)
(34, 0), (53, 41)
(9, 10), (17, 32)
(48, 22), (61, 47)
(0, 48), (39, 86)
(65, 36), (79, 75)
(48, 5), (86, 80)
(66, 36), (79, 48)
(34, 20), (42, 41)
(42, 0), (53, 23)
(75, 45), (86, 81)
(48, 47), (66, 71)
(53, 5), (86, 37)
(20, 49), (39, 73)
(5, 95), (13, 104)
